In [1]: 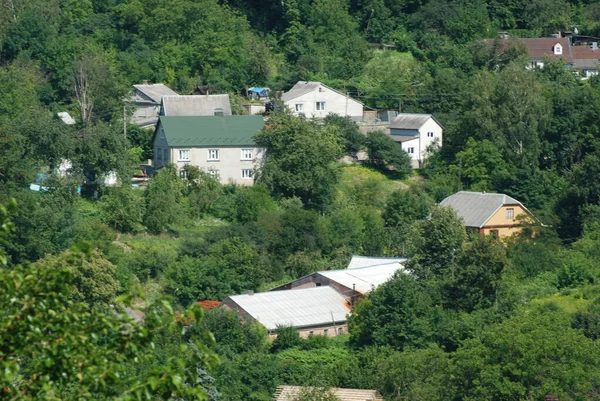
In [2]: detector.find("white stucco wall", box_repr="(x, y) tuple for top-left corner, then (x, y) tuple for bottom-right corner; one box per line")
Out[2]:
(284, 85), (363, 119)
(170, 146), (264, 186)
(398, 118), (443, 168)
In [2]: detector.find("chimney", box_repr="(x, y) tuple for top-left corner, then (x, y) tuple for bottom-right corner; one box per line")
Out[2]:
(142, 80), (148, 85)
(247, 290), (254, 296)
(593, 42), (598, 51)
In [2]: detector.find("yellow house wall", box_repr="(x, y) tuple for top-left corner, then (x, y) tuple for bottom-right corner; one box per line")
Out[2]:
(481, 205), (531, 238)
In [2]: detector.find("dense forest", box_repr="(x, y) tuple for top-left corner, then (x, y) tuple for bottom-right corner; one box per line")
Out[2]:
(3, 0), (600, 399)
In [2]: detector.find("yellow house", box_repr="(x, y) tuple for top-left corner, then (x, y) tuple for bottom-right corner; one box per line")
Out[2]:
(440, 191), (534, 239)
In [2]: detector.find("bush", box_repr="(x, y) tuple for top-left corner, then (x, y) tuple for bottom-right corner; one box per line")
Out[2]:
(366, 131), (412, 178)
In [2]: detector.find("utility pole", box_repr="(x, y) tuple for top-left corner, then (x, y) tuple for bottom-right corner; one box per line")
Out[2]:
(123, 105), (127, 139)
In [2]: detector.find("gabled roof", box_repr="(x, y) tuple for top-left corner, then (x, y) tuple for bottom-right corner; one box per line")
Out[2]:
(281, 81), (363, 105)
(572, 45), (600, 60)
(157, 115), (264, 147)
(133, 84), (178, 103)
(390, 113), (442, 130)
(484, 37), (573, 63)
(274, 386), (383, 401)
(225, 286), (350, 330)
(347, 256), (407, 270)
(319, 261), (405, 294)
(439, 191), (527, 228)
(161, 95), (232, 117)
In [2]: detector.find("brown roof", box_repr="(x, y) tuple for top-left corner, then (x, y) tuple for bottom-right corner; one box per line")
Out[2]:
(572, 45), (600, 60)
(520, 38), (573, 63)
(274, 386), (383, 401)
(484, 37), (573, 64)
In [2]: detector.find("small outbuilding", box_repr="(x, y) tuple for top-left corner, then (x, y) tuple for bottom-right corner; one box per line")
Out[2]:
(389, 113), (443, 168)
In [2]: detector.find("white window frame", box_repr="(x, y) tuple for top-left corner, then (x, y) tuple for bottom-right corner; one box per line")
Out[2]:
(207, 149), (220, 161)
(208, 169), (219, 178)
(241, 149), (253, 160)
(295, 104), (304, 112)
(506, 208), (514, 219)
(316, 101), (326, 111)
(554, 43), (562, 55)
(241, 169), (253, 179)
(178, 149), (190, 161)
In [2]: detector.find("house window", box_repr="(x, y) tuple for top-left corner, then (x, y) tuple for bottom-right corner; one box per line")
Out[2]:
(506, 208), (514, 219)
(295, 104), (304, 112)
(337, 327), (344, 335)
(160, 129), (164, 139)
(316, 101), (326, 111)
(427, 132), (434, 137)
(241, 149), (253, 160)
(554, 43), (562, 55)
(323, 329), (328, 337)
(163, 149), (168, 161)
(309, 331), (314, 336)
(179, 169), (187, 178)
(407, 147), (415, 154)
(178, 149), (190, 161)
(241, 169), (253, 179)
(157, 148), (162, 160)
(208, 169), (219, 178)
(208, 149), (220, 161)
(490, 230), (499, 240)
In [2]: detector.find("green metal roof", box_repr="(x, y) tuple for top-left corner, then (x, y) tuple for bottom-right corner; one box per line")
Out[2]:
(158, 115), (264, 147)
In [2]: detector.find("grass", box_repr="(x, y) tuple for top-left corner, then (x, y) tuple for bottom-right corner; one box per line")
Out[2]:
(334, 164), (410, 210)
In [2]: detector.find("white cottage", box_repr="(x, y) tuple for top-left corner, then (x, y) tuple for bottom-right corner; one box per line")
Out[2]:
(281, 81), (363, 120)
(389, 113), (443, 168)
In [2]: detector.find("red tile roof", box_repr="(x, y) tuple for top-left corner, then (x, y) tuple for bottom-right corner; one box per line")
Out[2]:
(519, 38), (573, 63)
(572, 45), (600, 60)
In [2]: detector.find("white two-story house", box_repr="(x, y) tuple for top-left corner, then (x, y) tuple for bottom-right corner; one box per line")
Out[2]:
(388, 113), (443, 168)
(152, 115), (265, 185)
(281, 81), (363, 120)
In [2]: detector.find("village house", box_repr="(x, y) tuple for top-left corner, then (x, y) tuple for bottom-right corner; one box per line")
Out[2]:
(281, 81), (363, 120)
(274, 386), (383, 401)
(388, 113), (443, 168)
(132, 83), (178, 128)
(222, 256), (406, 338)
(486, 35), (600, 77)
(152, 115), (264, 185)
(160, 94), (232, 117)
(440, 191), (535, 239)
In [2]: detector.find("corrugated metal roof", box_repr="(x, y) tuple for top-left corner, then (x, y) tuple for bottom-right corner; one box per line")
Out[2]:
(439, 191), (523, 228)
(347, 256), (407, 270)
(274, 386), (383, 401)
(158, 115), (264, 147)
(227, 286), (350, 330)
(281, 81), (322, 101)
(161, 95), (232, 117)
(133, 84), (178, 103)
(319, 262), (405, 294)
(389, 113), (436, 129)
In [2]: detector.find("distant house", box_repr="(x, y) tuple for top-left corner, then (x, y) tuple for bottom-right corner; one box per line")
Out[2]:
(222, 287), (351, 338)
(132, 83), (178, 128)
(485, 36), (600, 76)
(388, 113), (443, 168)
(222, 256), (406, 338)
(281, 81), (363, 120)
(152, 115), (264, 185)
(160, 95), (232, 117)
(274, 386), (383, 401)
(440, 191), (535, 239)
(572, 42), (600, 78)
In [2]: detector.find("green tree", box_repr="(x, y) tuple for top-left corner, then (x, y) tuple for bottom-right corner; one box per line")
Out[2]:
(365, 131), (412, 177)
(143, 165), (184, 233)
(255, 113), (343, 209)
(323, 114), (365, 156)
(101, 185), (144, 233)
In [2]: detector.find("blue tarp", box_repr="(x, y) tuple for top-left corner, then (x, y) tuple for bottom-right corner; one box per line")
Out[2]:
(248, 87), (269, 97)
